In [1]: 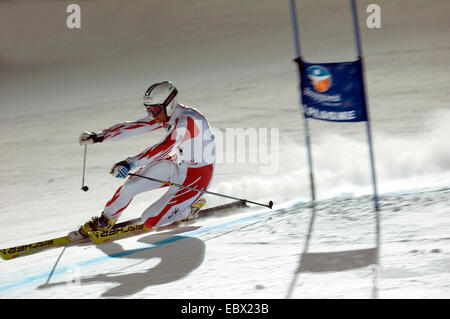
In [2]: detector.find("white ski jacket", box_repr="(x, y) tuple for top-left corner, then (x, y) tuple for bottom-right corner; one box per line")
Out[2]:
(101, 104), (216, 168)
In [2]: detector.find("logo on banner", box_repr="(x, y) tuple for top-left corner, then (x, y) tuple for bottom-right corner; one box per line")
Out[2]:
(307, 65), (332, 93)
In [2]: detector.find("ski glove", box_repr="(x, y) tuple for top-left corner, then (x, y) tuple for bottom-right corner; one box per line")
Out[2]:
(110, 160), (134, 179)
(79, 131), (104, 145)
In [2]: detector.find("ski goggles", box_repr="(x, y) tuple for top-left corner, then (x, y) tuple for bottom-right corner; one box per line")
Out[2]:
(144, 103), (163, 117)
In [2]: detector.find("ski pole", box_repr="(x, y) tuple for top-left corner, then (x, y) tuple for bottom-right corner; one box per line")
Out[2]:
(128, 173), (273, 209)
(81, 145), (89, 191)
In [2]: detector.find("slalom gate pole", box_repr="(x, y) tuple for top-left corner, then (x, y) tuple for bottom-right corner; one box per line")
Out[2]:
(349, 0), (380, 212)
(128, 173), (273, 209)
(289, 0), (316, 205)
(350, 0), (381, 278)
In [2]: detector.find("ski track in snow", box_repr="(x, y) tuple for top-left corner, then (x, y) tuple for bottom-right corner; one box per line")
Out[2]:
(0, 0), (449, 299)
(0, 186), (449, 298)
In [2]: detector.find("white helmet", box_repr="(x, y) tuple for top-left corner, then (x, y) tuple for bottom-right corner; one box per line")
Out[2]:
(143, 81), (178, 117)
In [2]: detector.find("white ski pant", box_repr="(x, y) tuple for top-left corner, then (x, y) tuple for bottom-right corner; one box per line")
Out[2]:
(103, 160), (214, 228)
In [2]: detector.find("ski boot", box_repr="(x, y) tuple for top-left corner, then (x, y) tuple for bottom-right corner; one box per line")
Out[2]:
(68, 213), (117, 241)
(185, 198), (206, 221)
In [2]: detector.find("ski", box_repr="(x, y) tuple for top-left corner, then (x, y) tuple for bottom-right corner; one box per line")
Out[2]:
(0, 217), (142, 261)
(0, 236), (76, 261)
(88, 200), (248, 244)
(88, 223), (148, 244)
(0, 200), (247, 260)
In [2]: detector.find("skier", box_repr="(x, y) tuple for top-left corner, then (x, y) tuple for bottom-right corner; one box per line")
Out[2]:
(70, 81), (216, 240)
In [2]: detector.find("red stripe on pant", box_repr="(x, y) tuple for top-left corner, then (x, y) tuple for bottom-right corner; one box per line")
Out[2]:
(144, 164), (214, 229)
(111, 199), (132, 217)
(105, 186), (123, 207)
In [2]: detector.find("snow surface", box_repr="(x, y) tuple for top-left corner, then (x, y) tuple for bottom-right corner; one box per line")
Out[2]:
(0, 0), (449, 299)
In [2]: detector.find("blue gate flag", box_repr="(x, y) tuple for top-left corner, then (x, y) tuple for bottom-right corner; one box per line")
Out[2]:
(297, 58), (368, 122)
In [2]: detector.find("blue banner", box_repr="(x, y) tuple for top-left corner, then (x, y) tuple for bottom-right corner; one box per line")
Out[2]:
(298, 58), (368, 122)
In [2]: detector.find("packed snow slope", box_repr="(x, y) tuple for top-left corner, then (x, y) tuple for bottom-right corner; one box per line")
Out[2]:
(0, 0), (449, 298)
